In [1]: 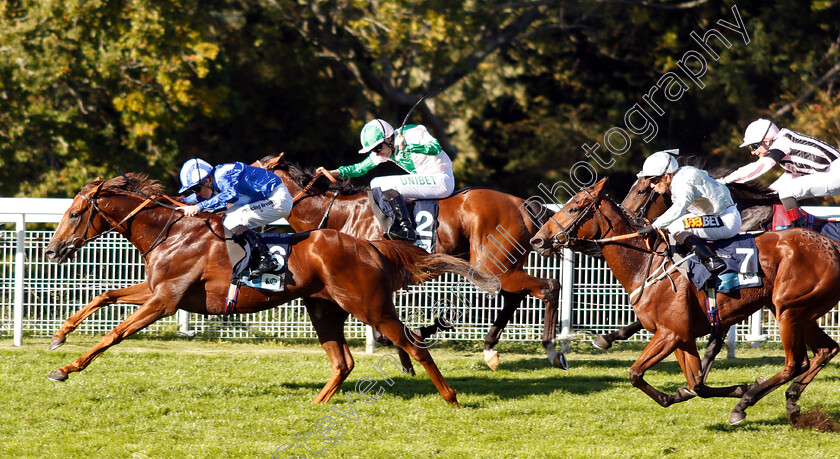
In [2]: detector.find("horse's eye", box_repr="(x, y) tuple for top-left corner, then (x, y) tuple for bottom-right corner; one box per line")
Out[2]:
(569, 207), (579, 213)
(70, 212), (80, 219)
(637, 189), (647, 195)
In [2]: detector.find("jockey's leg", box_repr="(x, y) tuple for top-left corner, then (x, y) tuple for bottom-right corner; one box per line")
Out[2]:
(382, 189), (418, 241)
(674, 232), (726, 275)
(235, 227), (279, 279)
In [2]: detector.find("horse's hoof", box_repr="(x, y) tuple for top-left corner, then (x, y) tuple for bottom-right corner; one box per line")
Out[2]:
(755, 377), (767, 385)
(553, 353), (569, 370)
(545, 343), (568, 370)
(592, 336), (612, 350)
(484, 349), (500, 371)
(47, 370), (68, 382)
(49, 336), (66, 351)
(728, 410), (746, 425)
(677, 386), (697, 399)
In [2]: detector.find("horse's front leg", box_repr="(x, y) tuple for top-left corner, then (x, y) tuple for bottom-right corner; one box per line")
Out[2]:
(47, 292), (177, 381)
(629, 331), (695, 407)
(50, 281), (153, 350)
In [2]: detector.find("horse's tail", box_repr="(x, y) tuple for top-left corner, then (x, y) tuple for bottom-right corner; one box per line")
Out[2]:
(370, 240), (499, 294)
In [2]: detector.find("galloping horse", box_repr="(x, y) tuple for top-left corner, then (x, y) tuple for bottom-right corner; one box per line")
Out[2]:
(254, 154), (564, 370)
(593, 176), (780, 350)
(44, 173), (498, 406)
(530, 178), (840, 425)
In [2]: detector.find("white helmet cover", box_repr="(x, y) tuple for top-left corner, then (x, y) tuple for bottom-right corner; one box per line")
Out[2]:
(179, 158), (213, 193)
(740, 119), (779, 148)
(638, 150), (679, 178)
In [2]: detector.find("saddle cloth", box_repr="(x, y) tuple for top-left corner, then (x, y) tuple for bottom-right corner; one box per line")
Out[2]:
(672, 234), (762, 293)
(370, 188), (440, 253)
(226, 230), (292, 293)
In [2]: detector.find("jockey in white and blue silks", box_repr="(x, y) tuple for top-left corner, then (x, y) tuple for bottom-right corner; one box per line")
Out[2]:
(720, 118), (840, 227)
(327, 119), (455, 241)
(179, 158), (293, 278)
(636, 150), (742, 274)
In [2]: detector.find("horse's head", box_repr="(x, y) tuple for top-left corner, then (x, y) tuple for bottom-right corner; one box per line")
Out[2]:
(530, 178), (608, 256)
(621, 176), (670, 220)
(45, 173), (164, 264)
(45, 180), (111, 264)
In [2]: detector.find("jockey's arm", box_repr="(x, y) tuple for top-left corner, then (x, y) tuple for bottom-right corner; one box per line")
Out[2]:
(720, 151), (782, 184)
(652, 183), (695, 230)
(336, 155), (378, 179)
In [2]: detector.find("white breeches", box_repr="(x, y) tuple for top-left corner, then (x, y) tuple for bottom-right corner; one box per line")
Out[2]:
(770, 159), (840, 202)
(370, 171), (455, 200)
(223, 185), (293, 232)
(664, 205), (742, 240)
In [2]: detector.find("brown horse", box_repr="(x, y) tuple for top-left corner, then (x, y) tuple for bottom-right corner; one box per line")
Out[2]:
(253, 154), (564, 370)
(530, 178), (840, 425)
(593, 175), (780, 350)
(44, 173), (498, 407)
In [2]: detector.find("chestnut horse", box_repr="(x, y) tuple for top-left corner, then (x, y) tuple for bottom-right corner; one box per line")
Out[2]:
(530, 178), (840, 425)
(593, 176), (780, 350)
(44, 174), (497, 407)
(254, 154), (563, 370)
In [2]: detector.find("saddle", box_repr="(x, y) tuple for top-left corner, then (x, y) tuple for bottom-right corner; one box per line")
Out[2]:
(368, 188), (441, 253)
(224, 229), (292, 313)
(669, 234), (762, 293)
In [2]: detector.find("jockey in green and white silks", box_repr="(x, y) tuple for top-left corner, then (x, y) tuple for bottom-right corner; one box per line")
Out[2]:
(334, 120), (455, 200)
(328, 119), (455, 241)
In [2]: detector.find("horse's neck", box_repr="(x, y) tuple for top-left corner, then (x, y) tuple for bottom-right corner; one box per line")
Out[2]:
(288, 192), (371, 234)
(107, 197), (184, 255)
(597, 200), (654, 293)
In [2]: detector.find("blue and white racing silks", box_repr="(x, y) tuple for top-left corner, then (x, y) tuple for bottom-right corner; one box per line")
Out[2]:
(183, 162), (284, 212)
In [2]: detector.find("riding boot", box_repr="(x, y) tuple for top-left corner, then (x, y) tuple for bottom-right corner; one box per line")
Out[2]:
(383, 190), (418, 241)
(240, 229), (279, 280)
(676, 232), (726, 275)
(781, 198), (807, 227)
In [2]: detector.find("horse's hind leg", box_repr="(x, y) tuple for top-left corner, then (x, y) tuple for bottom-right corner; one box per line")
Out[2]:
(372, 314), (459, 407)
(50, 281), (152, 350)
(728, 315), (810, 425)
(593, 320), (643, 350)
(305, 299), (354, 404)
(784, 322), (839, 424)
(48, 295), (175, 381)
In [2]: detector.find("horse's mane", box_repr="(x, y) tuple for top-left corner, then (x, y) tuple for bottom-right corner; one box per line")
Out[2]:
(257, 154), (368, 195)
(87, 173), (165, 198)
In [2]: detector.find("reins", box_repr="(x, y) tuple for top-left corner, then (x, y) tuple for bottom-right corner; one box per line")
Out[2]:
(293, 167), (339, 203)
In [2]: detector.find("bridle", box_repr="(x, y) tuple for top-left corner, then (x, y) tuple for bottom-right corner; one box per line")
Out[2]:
(546, 191), (604, 248)
(69, 182), (181, 257)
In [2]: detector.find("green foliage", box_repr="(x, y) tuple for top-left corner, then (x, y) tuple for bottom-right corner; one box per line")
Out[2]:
(1, 1), (839, 200)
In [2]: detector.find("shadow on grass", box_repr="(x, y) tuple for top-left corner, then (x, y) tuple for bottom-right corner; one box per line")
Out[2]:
(279, 371), (626, 402)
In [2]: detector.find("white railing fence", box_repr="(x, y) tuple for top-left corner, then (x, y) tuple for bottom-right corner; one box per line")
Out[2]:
(4, 199), (840, 352)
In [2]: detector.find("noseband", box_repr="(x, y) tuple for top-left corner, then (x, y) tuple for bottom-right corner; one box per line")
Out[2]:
(549, 192), (603, 248)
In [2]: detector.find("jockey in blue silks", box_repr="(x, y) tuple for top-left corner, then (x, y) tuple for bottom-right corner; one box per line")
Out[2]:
(179, 158), (293, 279)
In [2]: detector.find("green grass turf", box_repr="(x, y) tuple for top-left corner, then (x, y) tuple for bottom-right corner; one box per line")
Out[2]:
(1, 338), (838, 458)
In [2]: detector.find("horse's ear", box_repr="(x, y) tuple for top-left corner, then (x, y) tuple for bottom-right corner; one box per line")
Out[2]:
(264, 153), (284, 170)
(590, 177), (609, 194)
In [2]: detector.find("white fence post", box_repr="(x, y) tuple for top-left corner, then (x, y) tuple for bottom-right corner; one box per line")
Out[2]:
(13, 215), (25, 347)
(177, 310), (190, 335)
(559, 248), (575, 352)
(365, 325), (376, 354)
(747, 308), (766, 348)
